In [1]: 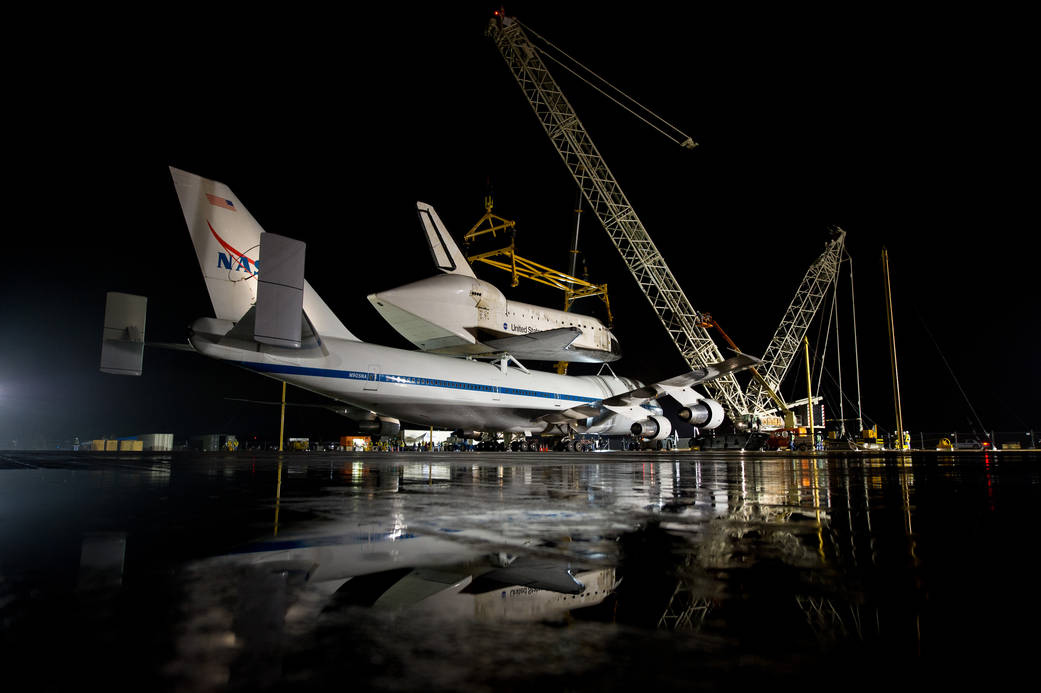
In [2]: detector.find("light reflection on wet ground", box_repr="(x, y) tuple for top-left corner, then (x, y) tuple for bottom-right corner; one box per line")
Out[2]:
(1, 450), (1038, 690)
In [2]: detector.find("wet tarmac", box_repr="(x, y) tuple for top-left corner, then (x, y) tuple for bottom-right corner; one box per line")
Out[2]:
(2, 449), (1038, 691)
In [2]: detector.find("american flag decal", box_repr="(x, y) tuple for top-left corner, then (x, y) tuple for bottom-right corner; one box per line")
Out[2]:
(206, 193), (236, 211)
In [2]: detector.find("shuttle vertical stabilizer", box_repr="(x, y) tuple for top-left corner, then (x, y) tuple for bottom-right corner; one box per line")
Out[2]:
(418, 202), (477, 278)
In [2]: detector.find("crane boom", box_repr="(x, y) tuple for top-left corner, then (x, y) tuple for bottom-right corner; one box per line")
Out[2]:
(744, 229), (846, 413)
(487, 14), (750, 420)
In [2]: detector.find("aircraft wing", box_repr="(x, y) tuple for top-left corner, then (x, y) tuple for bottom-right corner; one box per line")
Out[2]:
(602, 353), (758, 407)
(536, 353), (759, 425)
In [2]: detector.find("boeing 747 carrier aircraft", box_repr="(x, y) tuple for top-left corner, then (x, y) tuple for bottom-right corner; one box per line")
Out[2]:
(101, 168), (755, 447)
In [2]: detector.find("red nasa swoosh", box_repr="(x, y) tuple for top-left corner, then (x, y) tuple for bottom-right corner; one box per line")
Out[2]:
(208, 220), (257, 277)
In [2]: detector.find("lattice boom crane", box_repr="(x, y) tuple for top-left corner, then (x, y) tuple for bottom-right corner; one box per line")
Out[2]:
(744, 229), (847, 414)
(486, 12), (750, 420)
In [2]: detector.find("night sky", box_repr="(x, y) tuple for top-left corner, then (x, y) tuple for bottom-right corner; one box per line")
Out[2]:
(4, 4), (1036, 447)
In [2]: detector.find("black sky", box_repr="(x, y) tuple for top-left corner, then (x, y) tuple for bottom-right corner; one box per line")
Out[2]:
(4, 3), (1037, 446)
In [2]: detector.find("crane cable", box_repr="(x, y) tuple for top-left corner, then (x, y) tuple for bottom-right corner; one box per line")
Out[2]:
(916, 311), (989, 435)
(517, 20), (698, 150)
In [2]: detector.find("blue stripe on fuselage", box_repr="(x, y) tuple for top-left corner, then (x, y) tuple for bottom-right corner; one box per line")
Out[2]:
(238, 361), (598, 404)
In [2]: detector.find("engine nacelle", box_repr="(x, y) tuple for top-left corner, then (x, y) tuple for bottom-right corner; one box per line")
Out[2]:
(677, 399), (725, 429)
(357, 417), (401, 438)
(630, 415), (673, 441)
(452, 429), (481, 440)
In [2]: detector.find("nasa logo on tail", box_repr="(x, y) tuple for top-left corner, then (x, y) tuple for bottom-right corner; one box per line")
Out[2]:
(208, 221), (260, 277)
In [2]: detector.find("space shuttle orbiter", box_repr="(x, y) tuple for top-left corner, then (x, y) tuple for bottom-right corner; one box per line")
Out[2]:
(367, 202), (621, 363)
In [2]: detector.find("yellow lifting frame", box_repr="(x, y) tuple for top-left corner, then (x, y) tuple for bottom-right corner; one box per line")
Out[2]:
(463, 196), (613, 327)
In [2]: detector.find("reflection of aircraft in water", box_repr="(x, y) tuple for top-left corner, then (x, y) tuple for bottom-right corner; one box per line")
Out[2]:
(337, 561), (617, 622)
(206, 523), (616, 622)
(164, 512), (618, 688)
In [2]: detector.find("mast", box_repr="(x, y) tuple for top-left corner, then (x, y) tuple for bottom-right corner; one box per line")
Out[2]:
(849, 254), (864, 435)
(804, 337), (815, 441)
(833, 260), (845, 437)
(568, 188), (582, 284)
(882, 247), (905, 449)
(745, 229), (846, 414)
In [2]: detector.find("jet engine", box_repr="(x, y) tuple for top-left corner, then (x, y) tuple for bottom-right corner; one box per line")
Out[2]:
(630, 415), (673, 441)
(676, 399), (725, 430)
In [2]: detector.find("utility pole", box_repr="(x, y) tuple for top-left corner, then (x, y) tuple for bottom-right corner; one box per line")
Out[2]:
(279, 381), (286, 452)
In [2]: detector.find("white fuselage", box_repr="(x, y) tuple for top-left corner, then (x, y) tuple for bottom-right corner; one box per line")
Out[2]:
(190, 320), (643, 435)
(368, 274), (618, 361)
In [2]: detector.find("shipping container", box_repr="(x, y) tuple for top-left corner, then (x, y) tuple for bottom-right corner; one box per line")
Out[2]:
(139, 433), (174, 451)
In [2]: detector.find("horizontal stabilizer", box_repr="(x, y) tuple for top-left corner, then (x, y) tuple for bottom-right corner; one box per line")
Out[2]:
(145, 342), (195, 352)
(225, 397), (374, 420)
(221, 306), (322, 354)
(100, 292), (147, 376)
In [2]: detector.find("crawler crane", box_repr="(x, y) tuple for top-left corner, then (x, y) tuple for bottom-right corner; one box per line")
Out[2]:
(488, 12), (855, 435)
(487, 12), (750, 422)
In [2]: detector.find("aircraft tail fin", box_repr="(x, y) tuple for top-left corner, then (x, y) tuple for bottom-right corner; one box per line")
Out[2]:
(169, 167), (359, 341)
(417, 202), (476, 278)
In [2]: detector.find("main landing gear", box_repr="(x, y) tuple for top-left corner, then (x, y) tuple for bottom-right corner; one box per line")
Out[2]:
(506, 437), (596, 452)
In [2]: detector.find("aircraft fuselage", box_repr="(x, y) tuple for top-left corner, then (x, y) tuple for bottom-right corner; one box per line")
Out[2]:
(190, 319), (642, 435)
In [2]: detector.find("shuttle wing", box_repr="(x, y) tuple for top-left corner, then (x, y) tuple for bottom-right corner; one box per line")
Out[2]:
(474, 327), (582, 360)
(421, 325), (613, 363)
(536, 353), (760, 425)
